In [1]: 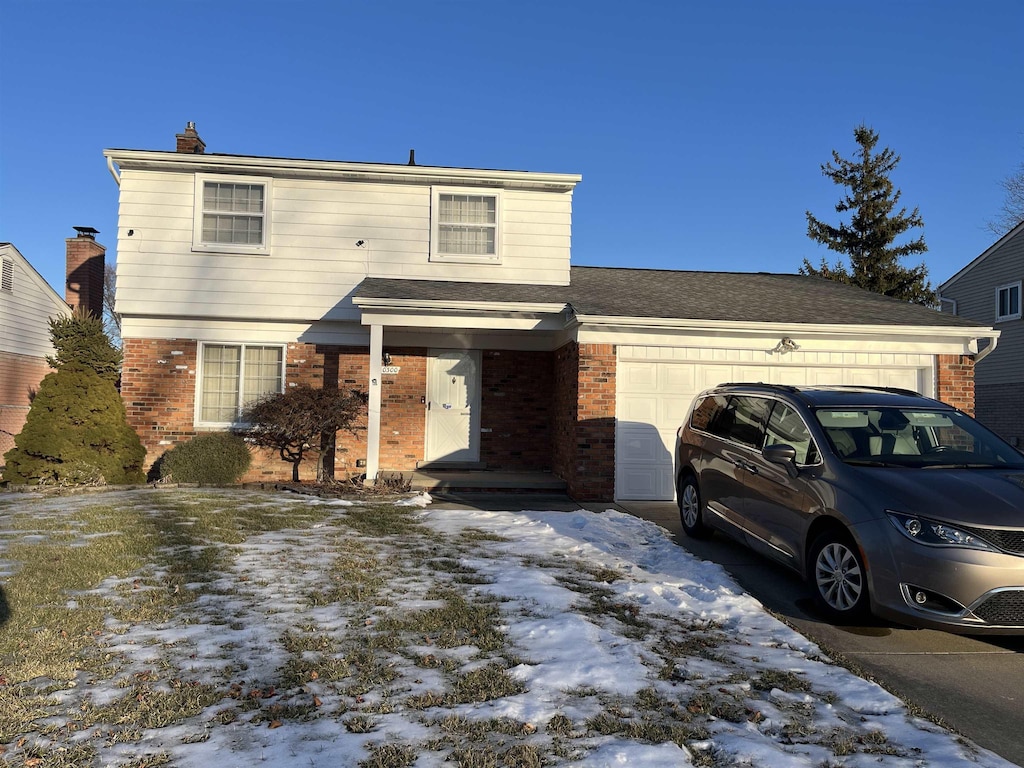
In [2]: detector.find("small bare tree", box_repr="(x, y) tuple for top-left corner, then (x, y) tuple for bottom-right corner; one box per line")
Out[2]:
(240, 385), (367, 482)
(103, 263), (122, 348)
(987, 159), (1024, 237)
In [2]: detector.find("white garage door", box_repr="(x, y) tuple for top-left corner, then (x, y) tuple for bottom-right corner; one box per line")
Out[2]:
(615, 349), (931, 501)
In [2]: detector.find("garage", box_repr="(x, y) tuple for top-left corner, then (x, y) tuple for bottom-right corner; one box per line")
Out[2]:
(614, 345), (934, 500)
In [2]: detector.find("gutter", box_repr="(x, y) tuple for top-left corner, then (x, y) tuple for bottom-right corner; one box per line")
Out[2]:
(106, 155), (120, 186)
(573, 314), (990, 339)
(975, 334), (999, 364)
(102, 149), (581, 192)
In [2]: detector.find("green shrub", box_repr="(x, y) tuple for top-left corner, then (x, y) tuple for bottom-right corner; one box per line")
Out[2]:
(3, 365), (146, 485)
(159, 432), (252, 485)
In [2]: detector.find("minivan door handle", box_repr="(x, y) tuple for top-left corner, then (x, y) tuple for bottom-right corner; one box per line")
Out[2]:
(733, 459), (759, 475)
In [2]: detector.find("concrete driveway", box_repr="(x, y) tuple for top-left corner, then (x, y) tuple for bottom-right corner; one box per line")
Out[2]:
(618, 499), (1024, 767)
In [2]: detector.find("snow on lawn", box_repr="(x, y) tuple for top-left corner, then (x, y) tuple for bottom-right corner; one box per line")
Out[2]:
(0, 488), (1016, 767)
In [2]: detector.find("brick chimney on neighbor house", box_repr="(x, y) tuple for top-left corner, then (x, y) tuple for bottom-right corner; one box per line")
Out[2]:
(65, 226), (105, 319)
(176, 121), (206, 154)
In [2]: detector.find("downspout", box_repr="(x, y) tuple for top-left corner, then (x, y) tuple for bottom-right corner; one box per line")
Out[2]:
(974, 334), (999, 365)
(106, 156), (120, 186)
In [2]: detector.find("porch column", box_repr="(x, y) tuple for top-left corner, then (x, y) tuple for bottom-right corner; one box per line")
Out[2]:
(365, 323), (383, 484)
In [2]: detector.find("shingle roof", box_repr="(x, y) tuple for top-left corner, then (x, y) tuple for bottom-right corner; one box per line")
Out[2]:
(355, 266), (985, 329)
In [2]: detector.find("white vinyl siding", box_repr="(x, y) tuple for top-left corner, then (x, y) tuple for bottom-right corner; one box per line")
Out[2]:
(431, 188), (501, 263)
(192, 175), (271, 254)
(197, 343), (284, 425)
(996, 281), (1021, 322)
(114, 171), (573, 323)
(939, 228), (1023, 386)
(0, 244), (70, 359)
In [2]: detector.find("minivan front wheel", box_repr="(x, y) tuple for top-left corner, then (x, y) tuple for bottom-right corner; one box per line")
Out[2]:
(808, 530), (869, 621)
(678, 476), (712, 539)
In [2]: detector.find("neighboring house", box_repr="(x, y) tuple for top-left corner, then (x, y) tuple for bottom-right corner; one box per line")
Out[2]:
(103, 124), (994, 501)
(0, 230), (105, 462)
(939, 220), (1024, 446)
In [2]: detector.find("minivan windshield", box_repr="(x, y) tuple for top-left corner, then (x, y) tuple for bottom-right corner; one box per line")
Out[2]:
(815, 407), (1024, 469)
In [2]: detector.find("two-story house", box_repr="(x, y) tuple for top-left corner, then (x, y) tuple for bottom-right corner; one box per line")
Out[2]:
(1, 230), (105, 462)
(104, 124), (994, 501)
(939, 221), (1024, 446)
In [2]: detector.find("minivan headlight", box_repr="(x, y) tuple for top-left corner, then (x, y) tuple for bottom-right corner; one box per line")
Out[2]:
(886, 512), (999, 552)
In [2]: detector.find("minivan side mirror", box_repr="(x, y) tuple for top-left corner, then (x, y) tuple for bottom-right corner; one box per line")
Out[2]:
(763, 444), (799, 478)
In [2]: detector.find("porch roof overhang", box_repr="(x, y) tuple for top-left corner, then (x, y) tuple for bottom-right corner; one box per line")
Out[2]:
(352, 272), (998, 355)
(353, 295), (571, 332)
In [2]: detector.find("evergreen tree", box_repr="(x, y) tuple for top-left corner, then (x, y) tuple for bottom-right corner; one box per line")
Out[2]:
(801, 125), (936, 305)
(3, 312), (144, 486)
(47, 308), (122, 381)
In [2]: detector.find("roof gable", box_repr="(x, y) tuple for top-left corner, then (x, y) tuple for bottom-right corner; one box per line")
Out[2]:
(939, 219), (1024, 290)
(0, 242), (69, 315)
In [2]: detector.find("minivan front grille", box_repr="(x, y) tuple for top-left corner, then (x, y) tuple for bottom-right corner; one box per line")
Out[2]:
(956, 524), (1024, 555)
(973, 591), (1024, 626)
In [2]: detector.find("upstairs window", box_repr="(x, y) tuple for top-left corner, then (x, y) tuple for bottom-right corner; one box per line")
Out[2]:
(197, 343), (284, 425)
(996, 281), (1021, 322)
(193, 175), (271, 253)
(431, 187), (502, 263)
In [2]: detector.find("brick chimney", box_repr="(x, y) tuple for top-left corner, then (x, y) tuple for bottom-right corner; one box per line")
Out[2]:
(175, 121), (206, 154)
(66, 226), (105, 319)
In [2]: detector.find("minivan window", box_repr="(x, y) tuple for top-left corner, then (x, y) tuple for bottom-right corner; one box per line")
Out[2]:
(815, 407), (1024, 468)
(765, 402), (819, 464)
(715, 396), (769, 448)
(690, 394), (728, 433)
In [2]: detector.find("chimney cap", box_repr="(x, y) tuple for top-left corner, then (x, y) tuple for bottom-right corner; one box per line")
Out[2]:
(73, 226), (99, 238)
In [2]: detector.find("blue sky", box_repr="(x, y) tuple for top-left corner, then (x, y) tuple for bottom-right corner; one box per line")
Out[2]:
(2, 0), (1021, 297)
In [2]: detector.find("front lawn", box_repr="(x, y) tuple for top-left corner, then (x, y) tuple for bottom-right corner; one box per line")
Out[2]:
(0, 489), (1010, 767)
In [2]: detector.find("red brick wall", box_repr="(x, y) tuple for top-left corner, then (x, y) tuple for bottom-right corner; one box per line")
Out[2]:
(378, 348), (426, 471)
(121, 338), (199, 455)
(0, 351), (52, 460)
(936, 354), (975, 415)
(552, 342), (617, 501)
(480, 350), (553, 470)
(121, 339), (433, 482)
(65, 235), (105, 319)
(552, 342), (579, 484)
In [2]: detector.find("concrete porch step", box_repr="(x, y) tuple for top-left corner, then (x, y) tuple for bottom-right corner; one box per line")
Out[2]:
(391, 470), (567, 493)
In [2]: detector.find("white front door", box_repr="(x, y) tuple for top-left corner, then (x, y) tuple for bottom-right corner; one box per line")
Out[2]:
(425, 349), (481, 463)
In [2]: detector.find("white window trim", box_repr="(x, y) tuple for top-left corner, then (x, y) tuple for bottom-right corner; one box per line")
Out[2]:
(995, 280), (1022, 323)
(192, 174), (272, 254)
(430, 186), (502, 264)
(194, 341), (287, 428)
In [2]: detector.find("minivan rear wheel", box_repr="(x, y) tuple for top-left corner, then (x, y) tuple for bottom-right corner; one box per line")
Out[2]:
(808, 529), (869, 621)
(678, 475), (712, 539)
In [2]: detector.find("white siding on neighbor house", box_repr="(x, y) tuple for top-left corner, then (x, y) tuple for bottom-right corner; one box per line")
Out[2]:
(114, 170), (574, 323)
(614, 345), (935, 501)
(940, 229), (1024, 386)
(0, 245), (69, 359)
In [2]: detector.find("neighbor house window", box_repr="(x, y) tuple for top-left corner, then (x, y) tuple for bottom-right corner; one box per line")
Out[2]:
(996, 281), (1021, 322)
(193, 175), (271, 253)
(430, 187), (501, 263)
(198, 343), (284, 424)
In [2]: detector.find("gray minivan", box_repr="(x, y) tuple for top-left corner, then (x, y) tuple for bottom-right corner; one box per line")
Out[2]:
(674, 383), (1024, 634)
